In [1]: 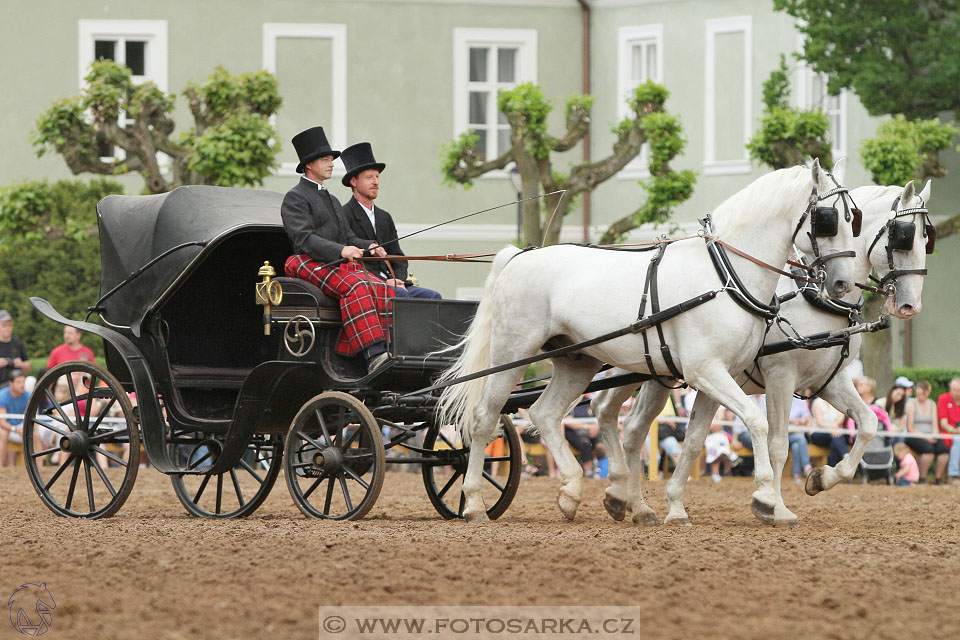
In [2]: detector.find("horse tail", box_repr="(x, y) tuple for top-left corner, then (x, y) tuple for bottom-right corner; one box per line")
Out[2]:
(435, 245), (523, 443)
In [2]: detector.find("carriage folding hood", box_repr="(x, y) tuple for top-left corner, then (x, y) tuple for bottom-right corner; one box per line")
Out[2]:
(96, 185), (285, 335)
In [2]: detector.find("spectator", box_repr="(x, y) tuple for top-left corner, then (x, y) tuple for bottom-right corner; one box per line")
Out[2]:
(46, 326), (95, 369)
(895, 375), (914, 401)
(0, 370), (32, 466)
(593, 442), (609, 479)
(788, 396), (813, 483)
(905, 380), (947, 484)
(882, 383), (909, 444)
(0, 310), (31, 389)
(563, 399), (600, 477)
(809, 397), (849, 466)
(847, 378), (892, 445)
(893, 442), (919, 487)
(939, 377), (960, 486)
(704, 408), (740, 482)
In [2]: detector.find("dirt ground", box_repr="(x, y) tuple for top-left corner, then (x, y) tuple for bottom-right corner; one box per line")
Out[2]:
(2, 465), (959, 640)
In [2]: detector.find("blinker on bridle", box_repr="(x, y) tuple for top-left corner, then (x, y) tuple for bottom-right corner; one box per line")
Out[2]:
(791, 171), (861, 283)
(863, 193), (933, 294)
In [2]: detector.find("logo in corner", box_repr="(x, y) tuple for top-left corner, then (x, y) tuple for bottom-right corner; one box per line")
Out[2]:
(8, 583), (55, 636)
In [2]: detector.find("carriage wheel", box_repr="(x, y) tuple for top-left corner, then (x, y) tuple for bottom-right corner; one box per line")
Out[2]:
(284, 391), (384, 520)
(421, 414), (521, 520)
(22, 362), (140, 519)
(170, 434), (283, 518)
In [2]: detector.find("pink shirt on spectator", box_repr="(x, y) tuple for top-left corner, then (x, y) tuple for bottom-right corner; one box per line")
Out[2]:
(899, 453), (919, 483)
(47, 343), (95, 368)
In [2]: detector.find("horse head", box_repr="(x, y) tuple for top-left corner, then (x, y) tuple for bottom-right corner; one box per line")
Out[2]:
(791, 158), (860, 300)
(860, 178), (932, 318)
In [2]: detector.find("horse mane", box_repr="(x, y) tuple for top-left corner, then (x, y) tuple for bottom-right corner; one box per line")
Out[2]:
(852, 184), (902, 208)
(710, 165), (810, 240)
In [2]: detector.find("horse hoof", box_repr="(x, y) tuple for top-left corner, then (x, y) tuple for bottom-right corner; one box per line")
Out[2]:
(774, 518), (799, 528)
(557, 493), (580, 521)
(664, 516), (692, 527)
(464, 511), (489, 523)
(751, 498), (776, 525)
(805, 468), (825, 496)
(631, 511), (659, 526)
(603, 497), (627, 522)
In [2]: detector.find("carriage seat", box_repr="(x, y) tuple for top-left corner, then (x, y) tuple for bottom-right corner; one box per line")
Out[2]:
(272, 277), (341, 326)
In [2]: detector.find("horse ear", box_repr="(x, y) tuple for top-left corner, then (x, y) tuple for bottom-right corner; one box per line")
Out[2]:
(901, 180), (915, 208)
(830, 158), (846, 185)
(919, 178), (932, 203)
(810, 157), (822, 185)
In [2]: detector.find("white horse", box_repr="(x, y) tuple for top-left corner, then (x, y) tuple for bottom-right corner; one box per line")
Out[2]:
(592, 178), (931, 526)
(437, 160), (858, 523)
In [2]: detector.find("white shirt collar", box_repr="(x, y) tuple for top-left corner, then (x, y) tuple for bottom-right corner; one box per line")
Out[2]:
(357, 199), (375, 216)
(301, 175), (326, 190)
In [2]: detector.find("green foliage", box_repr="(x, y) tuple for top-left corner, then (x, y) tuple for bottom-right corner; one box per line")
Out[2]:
(184, 112), (279, 187)
(747, 63), (832, 169)
(440, 131), (481, 188)
(629, 80), (668, 111)
(860, 115), (960, 185)
(32, 60), (282, 194)
(565, 93), (596, 116)
(641, 112), (685, 174)
(892, 367), (960, 401)
(0, 179), (123, 359)
(498, 83), (553, 159)
(774, 0), (960, 119)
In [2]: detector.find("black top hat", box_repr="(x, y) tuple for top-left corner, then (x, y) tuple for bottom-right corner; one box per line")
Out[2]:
(340, 142), (386, 187)
(292, 126), (340, 173)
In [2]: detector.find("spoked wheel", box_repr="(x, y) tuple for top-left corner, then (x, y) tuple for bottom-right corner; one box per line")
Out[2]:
(421, 414), (521, 520)
(22, 362), (140, 519)
(284, 391), (385, 520)
(170, 434), (283, 518)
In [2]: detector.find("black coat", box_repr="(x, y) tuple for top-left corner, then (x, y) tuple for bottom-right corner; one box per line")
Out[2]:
(342, 196), (408, 281)
(280, 177), (367, 263)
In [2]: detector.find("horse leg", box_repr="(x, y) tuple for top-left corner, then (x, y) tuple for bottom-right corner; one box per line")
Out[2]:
(527, 357), (602, 520)
(590, 383), (641, 521)
(461, 369), (527, 522)
(687, 365), (778, 524)
(664, 393), (719, 526)
(762, 377), (799, 526)
(621, 383), (671, 526)
(804, 373), (877, 494)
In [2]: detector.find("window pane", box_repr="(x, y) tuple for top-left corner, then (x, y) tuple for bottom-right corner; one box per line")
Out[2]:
(497, 127), (511, 156)
(472, 129), (488, 160)
(469, 91), (488, 125)
(498, 48), (517, 83)
(646, 43), (657, 81)
(498, 110), (508, 125)
(95, 40), (116, 61)
(631, 44), (645, 84)
(96, 133), (114, 158)
(469, 47), (488, 82)
(125, 40), (146, 75)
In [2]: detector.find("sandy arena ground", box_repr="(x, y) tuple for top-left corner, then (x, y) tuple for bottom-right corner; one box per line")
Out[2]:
(2, 465), (959, 640)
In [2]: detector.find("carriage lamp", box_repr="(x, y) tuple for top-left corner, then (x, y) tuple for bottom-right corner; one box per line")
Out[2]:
(255, 261), (283, 335)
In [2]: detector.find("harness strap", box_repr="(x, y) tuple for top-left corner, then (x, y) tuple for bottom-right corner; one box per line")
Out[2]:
(637, 242), (685, 388)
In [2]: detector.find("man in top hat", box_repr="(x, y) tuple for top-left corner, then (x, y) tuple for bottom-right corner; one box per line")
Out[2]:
(340, 142), (441, 299)
(280, 126), (393, 374)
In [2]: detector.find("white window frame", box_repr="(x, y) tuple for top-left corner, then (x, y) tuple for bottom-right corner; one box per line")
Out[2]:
(453, 28), (538, 179)
(616, 24), (663, 179)
(263, 23), (347, 177)
(703, 16), (752, 176)
(795, 61), (847, 159)
(78, 20), (169, 162)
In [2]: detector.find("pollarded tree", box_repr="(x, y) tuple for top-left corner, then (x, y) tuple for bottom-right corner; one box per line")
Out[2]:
(746, 55), (833, 170)
(32, 61), (282, 194)
(442, 81), (695, 247)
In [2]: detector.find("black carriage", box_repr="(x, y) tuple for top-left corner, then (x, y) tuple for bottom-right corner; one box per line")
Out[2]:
(21, 185), (530, 520)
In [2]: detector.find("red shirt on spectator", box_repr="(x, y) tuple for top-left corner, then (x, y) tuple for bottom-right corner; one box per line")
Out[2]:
(47, 343), (95, 368)
(937, 392), (960, 442)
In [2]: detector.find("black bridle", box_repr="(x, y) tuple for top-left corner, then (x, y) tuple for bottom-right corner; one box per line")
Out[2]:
(862, 194), (933, 294)
(790, 171), (862, 281)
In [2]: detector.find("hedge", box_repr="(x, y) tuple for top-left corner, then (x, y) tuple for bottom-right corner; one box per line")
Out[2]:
(892, 367), (960, 401)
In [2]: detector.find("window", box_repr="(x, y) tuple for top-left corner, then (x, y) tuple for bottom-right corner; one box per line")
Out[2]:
(797, 66), (847, 158)
(454, 28), (537, 169)
(78, 20), (168, 161)
(704, 16), (752, 175)
(617, 25), (663, 178)
(263, 23), (347, 176)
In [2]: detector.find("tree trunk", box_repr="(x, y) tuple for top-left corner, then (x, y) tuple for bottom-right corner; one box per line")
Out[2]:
(860, 295), (893, 392)
(541, 195), (570, 247)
